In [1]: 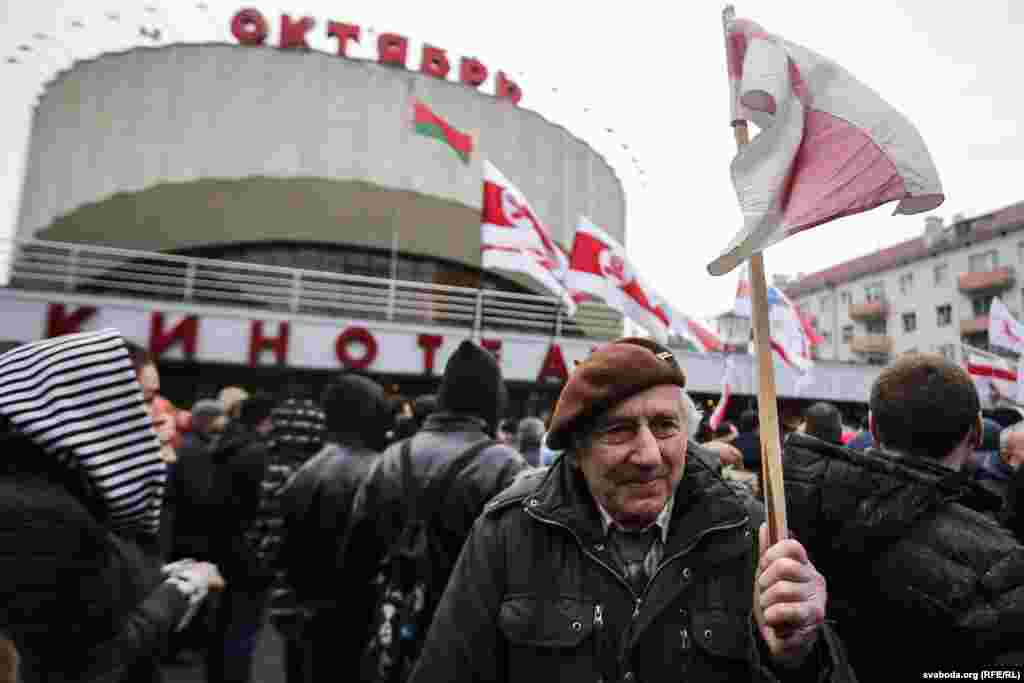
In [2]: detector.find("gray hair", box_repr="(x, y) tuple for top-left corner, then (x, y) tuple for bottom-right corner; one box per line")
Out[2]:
(679, 388), (702, 439)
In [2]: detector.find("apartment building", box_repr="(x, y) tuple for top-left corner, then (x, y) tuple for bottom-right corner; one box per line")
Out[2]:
(781, 201), (1024, 365)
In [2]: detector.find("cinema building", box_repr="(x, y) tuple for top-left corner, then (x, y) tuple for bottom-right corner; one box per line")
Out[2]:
(2, 34), (881, 417)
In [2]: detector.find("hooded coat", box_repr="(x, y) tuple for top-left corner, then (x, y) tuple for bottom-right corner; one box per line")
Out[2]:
(782, 432), (1024, 678)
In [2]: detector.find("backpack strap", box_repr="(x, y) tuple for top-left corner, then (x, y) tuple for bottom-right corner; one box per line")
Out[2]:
(398, 438), (418, 521)
(407, 438), (499, 524)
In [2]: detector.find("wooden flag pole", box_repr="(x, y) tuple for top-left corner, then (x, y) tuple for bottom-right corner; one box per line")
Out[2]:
(726, 8), (788, 545)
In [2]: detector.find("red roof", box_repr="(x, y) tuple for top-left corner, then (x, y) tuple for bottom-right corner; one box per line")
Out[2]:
(783, 200), (1024, 298)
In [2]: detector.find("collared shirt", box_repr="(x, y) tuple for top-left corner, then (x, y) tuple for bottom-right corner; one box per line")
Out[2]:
(596, 496), (674, 591)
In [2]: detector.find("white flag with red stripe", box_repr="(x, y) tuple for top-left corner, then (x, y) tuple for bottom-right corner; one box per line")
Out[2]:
(666, 307), (725, 354)
(709, 11), (944, 275)
(989, 297), (1024, 355)
(964, 344), (1019, 404)
(709, 356), (739, 430)
(481, 161), (576, 315)
(567, 216), (670, 342)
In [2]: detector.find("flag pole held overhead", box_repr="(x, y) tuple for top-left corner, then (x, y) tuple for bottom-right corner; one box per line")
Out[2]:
(722, 4), (787, 545)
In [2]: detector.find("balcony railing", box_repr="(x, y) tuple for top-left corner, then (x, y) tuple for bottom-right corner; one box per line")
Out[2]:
(850, 334), (893, 355)
(960, 315), (989, 336)
(849, 299), (888, 321)
(3, 239), (623, 340)
(958, 266), (1014, 293)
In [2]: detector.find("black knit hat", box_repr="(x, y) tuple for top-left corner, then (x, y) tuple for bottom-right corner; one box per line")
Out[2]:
(438, 341), (507, 431)
(321, 373), (391, 451)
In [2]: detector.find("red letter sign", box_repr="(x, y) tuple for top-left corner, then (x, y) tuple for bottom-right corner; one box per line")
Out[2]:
(149, 313), (198, 360)
(418, 334), (444, 374)
(45, 303), (97, 338)
(336, 326), (378, 370)
(496, 71), (523, 105)
(420, 45), (450, 79)
(249, 321), (290, 366)
(377, 33), (408, 67)
(537, 344), (568, 384)
(280, 14), (315, 49)
(481, 338), (503, 363)
(459, 57), (488, 88)
(327, 21), (360, 56)
(231, 8), (269, 45)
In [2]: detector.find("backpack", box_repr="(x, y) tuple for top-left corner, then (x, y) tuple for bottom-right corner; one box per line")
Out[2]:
(360, 437), (497, 683)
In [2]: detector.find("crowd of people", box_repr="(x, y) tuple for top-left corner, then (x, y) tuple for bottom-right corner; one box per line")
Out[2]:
(4, 328), (1024, 681)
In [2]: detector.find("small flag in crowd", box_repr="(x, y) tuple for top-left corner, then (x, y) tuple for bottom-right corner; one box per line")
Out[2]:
(709, 356), (739, 431)
(964, 344), (1020, 404)
(708, 12), (945, 276)
(988, 297), (1024, 355)
(481, 161), (575, 314)
(567, 216), (671, 342)
(412, 98), (473, 163)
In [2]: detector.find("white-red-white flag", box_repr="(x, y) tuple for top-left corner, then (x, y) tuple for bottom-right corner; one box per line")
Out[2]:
(734, 267), (818, 373)
(964, 344), (1019, 404)
(709, 11), (944, 276)
(481, 161), (576, 315)
(567, 216), (670, 342)
(666, 307), (725, 354)
(989, 297), (1024, 355)
(709, 356), (739, 430)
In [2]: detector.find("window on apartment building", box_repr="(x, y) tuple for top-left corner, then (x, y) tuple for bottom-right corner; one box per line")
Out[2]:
(899, 273), (914, 295)
(968, 250), (999, 273)
(934, 264), (948, 285)
(936, 304), (952, 326)
(902, 312), (917, 333)
(840, 291), (851, 305)
(842, 325), (854, 343)
(972, 295), (994, 317)
(1019, 241), (1024, 264)
(866, 319), (887, 335)
(938, 343), (958, 361)
(864, 282), (885, 302)
(819, 294), (831, 312)
(821, 330), (832, 345)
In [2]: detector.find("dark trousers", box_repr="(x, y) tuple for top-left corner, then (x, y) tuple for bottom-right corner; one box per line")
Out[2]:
(205, 585), (269, 683)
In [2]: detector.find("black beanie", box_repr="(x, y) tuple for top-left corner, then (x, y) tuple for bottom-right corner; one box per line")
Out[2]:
(321, 373), (391, 451)
(438, 341), (506, 431)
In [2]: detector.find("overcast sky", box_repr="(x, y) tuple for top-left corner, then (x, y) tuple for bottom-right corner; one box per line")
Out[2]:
(1, 0), (1021, 320)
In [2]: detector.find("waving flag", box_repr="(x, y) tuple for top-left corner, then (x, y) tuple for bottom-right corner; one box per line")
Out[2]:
(989, 297), (1024, 354)
(666, 307), (724, 354)
(567, 216), (669, 341)
(412, 98), (473, 163)
(964, 344), (1019, 404)
(709, 12), (944, 275)
(481, 162), (575, 315)
(709, 356), (740, 430)
(734, 268), (819, 372)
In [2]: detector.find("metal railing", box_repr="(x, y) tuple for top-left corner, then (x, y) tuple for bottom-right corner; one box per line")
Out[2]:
(3, 239), (623, 340)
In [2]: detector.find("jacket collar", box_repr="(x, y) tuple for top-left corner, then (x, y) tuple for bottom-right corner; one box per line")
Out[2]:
(527, 442), (750, 556)
(421, 412), (491, 435)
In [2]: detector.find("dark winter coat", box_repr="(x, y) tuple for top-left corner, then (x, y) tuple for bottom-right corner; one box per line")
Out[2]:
(409, 442), (855, 683)
(782, 432), (1024, 678)
(167, 430), (221, 560)
(0, 466), (189, 683)
(345, 413), (529, 595)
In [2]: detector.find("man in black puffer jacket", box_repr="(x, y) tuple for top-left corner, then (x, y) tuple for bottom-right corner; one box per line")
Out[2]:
(275, 373), (392, 683)
(783, 352), (1024, 679)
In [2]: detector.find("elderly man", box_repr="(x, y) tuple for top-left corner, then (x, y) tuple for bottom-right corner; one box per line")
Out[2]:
(409, 338), (851, 682)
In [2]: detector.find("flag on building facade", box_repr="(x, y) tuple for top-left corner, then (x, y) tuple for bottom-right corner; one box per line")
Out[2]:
(481, 161), (575, 314)
(988, 297), (1024, 354)
(708, 13), (944, 276)
(709, 356), (739, 430)
(964, 344), (1019, 404)
(566, 216), (670, 342)
(412, 98), (473, 163)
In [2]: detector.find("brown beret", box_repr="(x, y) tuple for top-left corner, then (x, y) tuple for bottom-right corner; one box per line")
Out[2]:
(546, 337), (687, 450)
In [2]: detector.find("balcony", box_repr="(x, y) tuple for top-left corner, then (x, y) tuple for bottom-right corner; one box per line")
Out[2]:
(850, 334), (893, 355)
(849, 300), (889, 321)
(960, 316), (989, 336)
(958, 267), (1014, 293)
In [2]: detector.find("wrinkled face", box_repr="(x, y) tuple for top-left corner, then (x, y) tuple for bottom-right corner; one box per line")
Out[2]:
(575, 385), (688, 529)
(1004, 430), (1024, 468)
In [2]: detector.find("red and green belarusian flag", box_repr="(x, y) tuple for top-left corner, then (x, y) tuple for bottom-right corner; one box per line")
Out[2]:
(412, 98), (473, 164)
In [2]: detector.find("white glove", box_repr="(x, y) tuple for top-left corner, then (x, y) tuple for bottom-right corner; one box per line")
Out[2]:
(163, 560), (225, 630)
